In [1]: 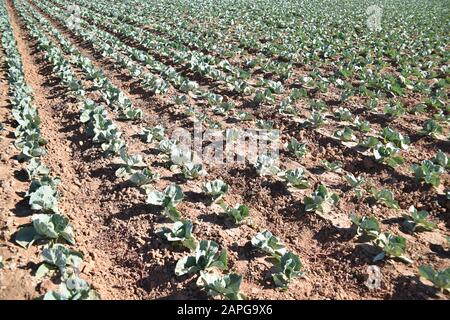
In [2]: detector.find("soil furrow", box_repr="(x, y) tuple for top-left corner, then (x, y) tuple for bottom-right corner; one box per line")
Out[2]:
(4, 0), (147, 299)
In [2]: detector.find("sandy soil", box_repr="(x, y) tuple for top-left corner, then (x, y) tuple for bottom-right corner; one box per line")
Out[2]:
(0, 0), (448, 300)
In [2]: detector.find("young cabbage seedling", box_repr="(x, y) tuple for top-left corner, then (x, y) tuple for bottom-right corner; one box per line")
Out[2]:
(27, 184), (59, 214)
(118, 106), (143, 121)
(272, 251), (305, 290)
(418, 265), (449, 293)
(213, 102), (235, 116)
(334, 107), (353, 122)
(196, 271), (246, 300)
(421, 119), (443, 137)
(170, 145), (192, 170)
(202, 179), (230, 203)
(175, 240), (228, 276)
(305, 111), (325, 128)
(411, 160), (444, 187)
(402, 206), (436, 232)
(26, 158), (50, 180)
(182, 162), (207, 180)
(158, 139), (178, 156)
(433, 150), (449, 169)
(236, 111), (254, 121)
(285, 138), (308, 158)
(253, 89), (275, 105)
(355, 116), (371, 133)
(140, 125), (165, 143)
(380, 128), (409, 150)
(350, 214), (380, 239)
(255, 154), (280, 176)
(373, 142), (405, 168)
(115, 149), (147, 179)
(280, 168), (309, 189)
(370, 187), (399, 209)
(334, 126), (356, 142)
(321, 160), (342, 172)
(251, 230), (287, 260)
(384, 101), (405, 117)
(359, 136), (381, 149)
(278, 99), (298, 116)
(43, 276), (100, 300)
(220, 203), (250, 224)
(309, 99), (327, 111)
(146, 184), (184, 221)
(345, 174), (366, 199)
(15, 214), (75, 248)
(156, 220), (197, 251)
(36, 244), (83, 280)
(129, 168), (160, 186)
(173, 95), (188, 106)
(373, 232), (412, 264)
(304, 184), (339, 213)
(256, 119), (274, 130)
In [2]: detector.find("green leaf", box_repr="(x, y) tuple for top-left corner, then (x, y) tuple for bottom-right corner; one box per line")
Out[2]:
(281, 168), (309, 189)
(28, 185), (59, 213)
(146, 184), (184, 208)
(129, 168), (159, 186)
(35, 263), (53, 279)
(43, 277), (100, 300)
(222, 203), (250, 224)
(402, 206), (436, 232)
(156, 220), (196, 250)
(182, 162), (207, 180)
(371, 188), (399, 209)
(251, 230), (286, 259)
(255, 155), (280, 176)
(272, 251), (304, 289)
(419, 265), (450, 292)
(374, 232), (411, 264)
(285, 138), (308, 158)
(175, 240), (228, 276)
(304, 184), (339, 212)
(32, 214), (75, 245)
(196, 271), (246, 300)
(202, 179), (230, 202)
(15, 226), (38, 248)
(351, 214), (380, 238)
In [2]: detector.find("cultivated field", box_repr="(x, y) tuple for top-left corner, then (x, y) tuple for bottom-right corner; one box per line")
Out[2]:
(0, 0), (448, 300)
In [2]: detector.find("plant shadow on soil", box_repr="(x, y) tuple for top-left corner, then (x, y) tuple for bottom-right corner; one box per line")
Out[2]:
(278, 201), (306, 220)
(160, 172), (186, 184)
(326, 240), (379, 268)
(429, 243), (450, 259)
(13, 168), (28, 182)
(22, 261), (40, 274)
(196, 212), (237, 230)
(390, 275), (440, 300)
(109, 202), (151, 221)
(11, 196), (31, 217)
(90, 163), (121, 182)
(234, 241), (263, 261)
(183, 190), (209, 204)
(313, 223), (354, 244)
(144, 276), (201, 300)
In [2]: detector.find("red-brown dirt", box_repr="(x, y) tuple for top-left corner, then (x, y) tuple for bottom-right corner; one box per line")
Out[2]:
(0, 0), (448, 300)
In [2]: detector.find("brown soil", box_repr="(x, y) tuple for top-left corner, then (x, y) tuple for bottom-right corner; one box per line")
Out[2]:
(0, 0), (448, 300)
